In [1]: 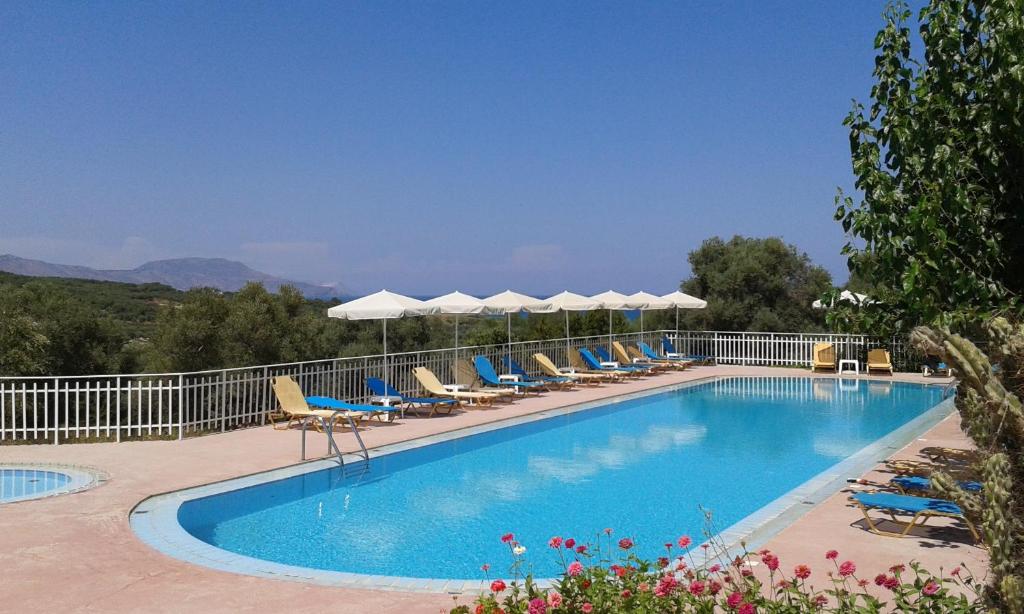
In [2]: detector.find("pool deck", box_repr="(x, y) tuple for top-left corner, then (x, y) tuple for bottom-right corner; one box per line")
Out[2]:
(0, 366), (986, 612)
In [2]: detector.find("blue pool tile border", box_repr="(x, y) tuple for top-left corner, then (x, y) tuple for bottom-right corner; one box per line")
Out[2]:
(130, 376), (954, 594)
(1, 462), (108, 504)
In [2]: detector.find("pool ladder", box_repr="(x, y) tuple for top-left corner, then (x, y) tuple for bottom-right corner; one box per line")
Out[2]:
(300, 414), (370, 466)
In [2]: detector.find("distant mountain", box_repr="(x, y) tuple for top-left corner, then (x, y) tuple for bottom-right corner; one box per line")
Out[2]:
(0, 254), (344, 299)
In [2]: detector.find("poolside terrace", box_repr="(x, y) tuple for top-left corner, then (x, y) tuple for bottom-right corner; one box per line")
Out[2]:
(0, 363), (985, 613)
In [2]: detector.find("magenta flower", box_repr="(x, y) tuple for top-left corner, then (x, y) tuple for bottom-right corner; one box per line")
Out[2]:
(838, 561), (856, 577)
(501, 533), (515, 544)
(794, 564), (811, 579)
(548, 536), (562, 549)
(546, 592), (562, 608)
(825, 550), (838, 560)
(564, 538), (575, 549)
(738, 603), (756, 614)
(567, 561), (583, 576)
(923, 581), (940, 596)
(688, 580), (705, 595)
(527, 597), (547, 614)
(581, 604), (593, 614)
(726, 591), (743, 608)
(490, 579), (506, 593)
(678, 535), (692, 548)
(618, 537), (634, 550)
(761, 553), (779, 571)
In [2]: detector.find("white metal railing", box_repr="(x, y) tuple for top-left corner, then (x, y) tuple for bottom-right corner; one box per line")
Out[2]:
(0, 329), (914, 444)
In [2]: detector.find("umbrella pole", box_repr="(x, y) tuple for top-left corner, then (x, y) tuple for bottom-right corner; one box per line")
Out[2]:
(608, 309), (613, 358)
(455, 314), (459, 360)
(565, 310), (570, 354)
(507, 312), (512, 369)
(382, 318), (388, 391)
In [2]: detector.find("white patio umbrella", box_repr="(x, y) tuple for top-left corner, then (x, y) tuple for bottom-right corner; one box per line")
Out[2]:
(627, 291), (672, 336)
(481, 290), (556, 368)
(423, 291), (491, 359)
(811, 290), (872, 309)
(661, 291), (708, 337)
(590, 290), (650, 357)
(327, 290), (438, 390)
(545, 291), (602, 353)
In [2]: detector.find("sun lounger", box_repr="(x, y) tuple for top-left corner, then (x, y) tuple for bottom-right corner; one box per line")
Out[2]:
(594, 346), (657, 373)
(269, 376), (364, 432)
(473, 355), (547, 394)
(812, 343), (837, 372)
(366, 377), (458, 417)
(612, 342), (674, 371)
(454, 359), (517, 400)
(305, 395), (397, 423)
(849, 491), (979, 541)
(867, 348), (894, 375)
(503, 357), (576, 389)
(890, 476), (983, 494)
(580, 348), (643, 377)
(413, 366), (502, 406)
(534, 353), (608, 384)
(637, 342), (692, 368)
(661, 337), (714, 364)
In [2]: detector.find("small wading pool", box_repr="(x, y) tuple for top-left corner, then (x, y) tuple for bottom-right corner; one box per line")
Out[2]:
(132, 376), (952, 590)
(0, 465), (102, 503)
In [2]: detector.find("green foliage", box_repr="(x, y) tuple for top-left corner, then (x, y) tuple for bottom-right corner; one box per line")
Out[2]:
(835, 0), (1024, 331)
(910, 319), (1024, 610)
(0, 298), (49, 376)
(678, 236), (831, 332)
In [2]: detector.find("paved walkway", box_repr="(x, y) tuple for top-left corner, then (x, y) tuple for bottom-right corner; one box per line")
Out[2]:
(0, 367), (984, 613)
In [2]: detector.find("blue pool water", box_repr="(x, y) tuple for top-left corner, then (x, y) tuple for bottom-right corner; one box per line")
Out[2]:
(178, 377), (944, 579)
(1, 468), (73, 503)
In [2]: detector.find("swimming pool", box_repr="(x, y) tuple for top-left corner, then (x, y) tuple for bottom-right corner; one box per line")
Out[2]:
(134, 376), (950, 588)
(0, 465), (101, 503)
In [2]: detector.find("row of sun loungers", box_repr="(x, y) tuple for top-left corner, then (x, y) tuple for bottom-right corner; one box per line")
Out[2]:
(269, 338), (713, 432)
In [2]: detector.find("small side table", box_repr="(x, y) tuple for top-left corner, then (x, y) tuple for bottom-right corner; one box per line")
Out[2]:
(369, 395), (403, 420)
(442, 384), (466, 393)
(838, 359), (860, 375)
(498, 374), (521, 383)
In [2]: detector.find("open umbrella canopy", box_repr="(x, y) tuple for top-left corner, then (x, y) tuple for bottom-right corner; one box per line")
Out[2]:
(812, 290), (872, 309)
(661, 291), (707, 309)
(545, 291), (602, 311)
(627, 291), (672, 310)
(423, 291), (491, 314)
(481, 290), (556, 313)
(590, 290), (648, 310)
(327, 290), (437, 320)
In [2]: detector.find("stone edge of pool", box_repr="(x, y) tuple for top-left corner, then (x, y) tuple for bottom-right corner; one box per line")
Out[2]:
(129, 376), (955, 595)
(1, 462), (108, 504)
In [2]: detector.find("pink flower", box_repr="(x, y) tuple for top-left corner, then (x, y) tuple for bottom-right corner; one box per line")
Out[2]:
(874, 573), (888, 586)
(889, 564), (906, 574)
(564, 538), (575, 549)
(825, 550), (838, 560)
(567, 561), (583, 576)
(490, 579), (506, 593)
(923, 581), (940, 596)
(678, 535), (692, 548)
(501, 533), (514, 544)
(654, 574), (678, 597)
(709, 580), (722, 595)
(709, 564), (721, 574)
(726, 591), (743, 608)
(740, 568), (753, 577)
(637, 582), (650, 592)
(884, 576), (900, 590)
(794, 564), (811, 579)
(761, 553), (779, 571)
(658, 556), (670, 569)
(814, 595), (828, 607)
(481, 564), (490, 573)
(527, 597), (547, 614)
(604, 527), (613, 535)
(581, 604), (593, 614)
(546, 592), (562, 608)
(951, 567), (961, 577)
(576, 545), (588, 554)
(858, 579), (869, 587)
(838, 561), (856, 577)
(618, 537), (634, 550)
(664, 542), (673, 550)
(688, 580), (705, 595)
(609, 564), (626, 578)
(548, 536), (562, 549)
(738, 604), (755, 614)
(620, 589), (632, 599)
(777, 579), (791, 589)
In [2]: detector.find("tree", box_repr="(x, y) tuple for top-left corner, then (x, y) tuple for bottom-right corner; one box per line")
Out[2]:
(835, 0), (1024, 331)
(678, 236), (831, 332)
(0, 299), (49, 376)
(148, 288), (229, 372)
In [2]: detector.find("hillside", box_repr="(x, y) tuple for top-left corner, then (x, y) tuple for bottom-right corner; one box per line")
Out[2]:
(0, 254), (344, 299)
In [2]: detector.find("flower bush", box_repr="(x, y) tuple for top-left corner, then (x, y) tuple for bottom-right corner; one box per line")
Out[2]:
(449, 530), (983, 613)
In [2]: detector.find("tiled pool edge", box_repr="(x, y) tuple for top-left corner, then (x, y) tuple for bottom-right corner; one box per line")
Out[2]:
(1, 462), (108, 504)
(130, 377), (954, 594)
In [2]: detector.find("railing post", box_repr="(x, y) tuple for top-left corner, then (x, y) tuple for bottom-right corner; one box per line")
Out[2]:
(220, 369), (227, 433)
(53, 377), (59, 446)
(177, 373), (184, 440)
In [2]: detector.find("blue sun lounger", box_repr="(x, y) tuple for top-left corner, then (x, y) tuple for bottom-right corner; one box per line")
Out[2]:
(594, 347), (655, 373)
(849, 491), (979, 541)
(474, 356), (547, 394)
(639, 341), (692, 365)
(662, 337), (714, 364)
(890, 476), (983, 494)
(305, 395), (399, 422)
(502, 357), (575, 389)
(366, 378), (458, 417)
(579, 348), (641, 376)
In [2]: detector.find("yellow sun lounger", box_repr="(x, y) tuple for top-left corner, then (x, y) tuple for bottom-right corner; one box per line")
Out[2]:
(812, 343), (837, 372)
(626, 344), (688, 369)
(269, 375), (364, 432)
(533, 353), (607, 385)
(867, 348), (894, 375)
(453, 359), (517, 400)
(612, 342), (672, 371)
(567, 348), (634, 378)
(413, 366), (503, 406)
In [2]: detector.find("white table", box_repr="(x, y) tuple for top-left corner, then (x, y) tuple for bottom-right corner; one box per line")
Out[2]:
(442, 384), (466, 393)
(369, 395), (403, 420)
(498, 374), (521, 383)
(838, 359), (859, 375)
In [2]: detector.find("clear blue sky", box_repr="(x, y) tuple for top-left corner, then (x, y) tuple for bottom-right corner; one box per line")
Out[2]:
(2, 2), (894, 296)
